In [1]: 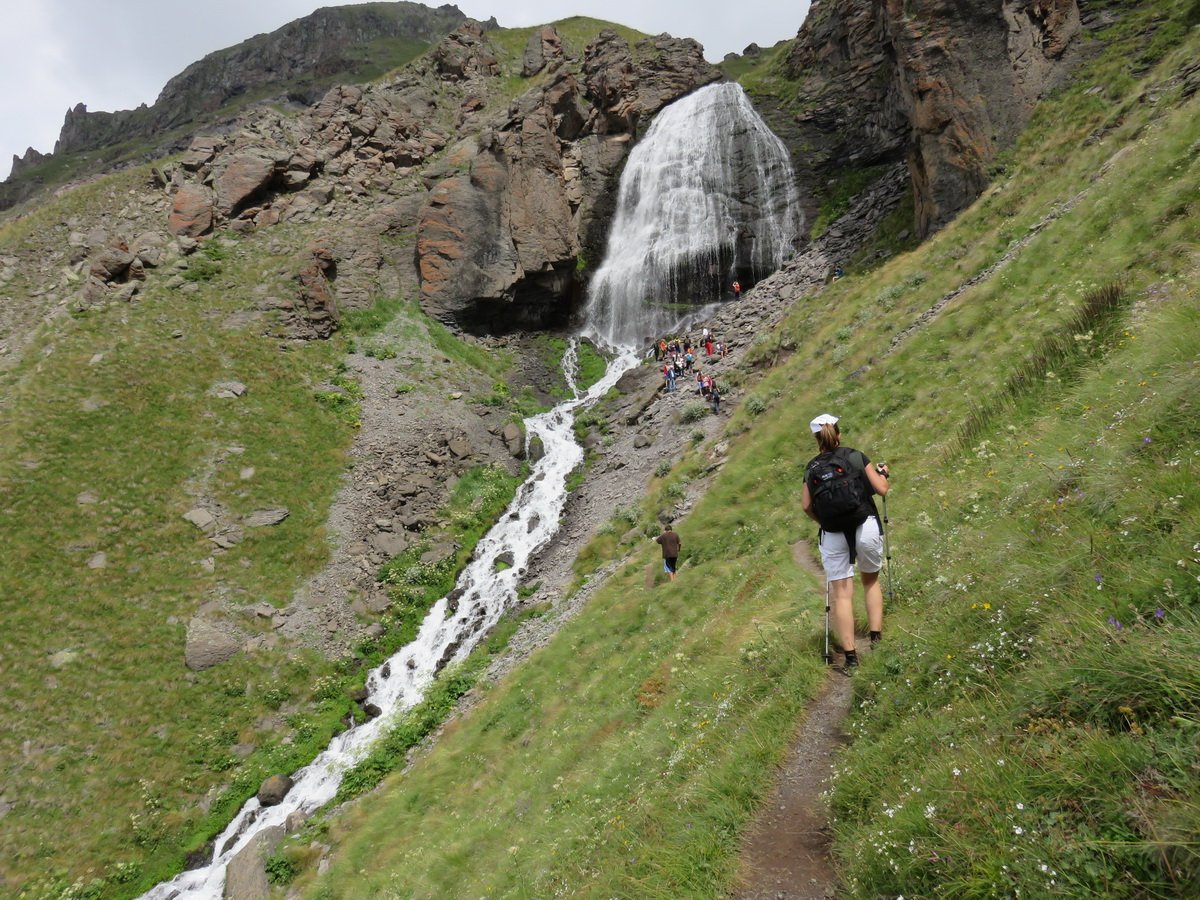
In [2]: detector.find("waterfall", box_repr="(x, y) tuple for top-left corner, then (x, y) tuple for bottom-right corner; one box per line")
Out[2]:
(141, 77), (798, 900)
(582, 81), (801, 350)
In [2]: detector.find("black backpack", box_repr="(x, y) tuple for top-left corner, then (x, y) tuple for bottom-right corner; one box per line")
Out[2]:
(805, 448), (870, 532)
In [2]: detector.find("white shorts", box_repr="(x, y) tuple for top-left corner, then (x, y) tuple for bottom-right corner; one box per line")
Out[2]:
(818, 516), (883, 582)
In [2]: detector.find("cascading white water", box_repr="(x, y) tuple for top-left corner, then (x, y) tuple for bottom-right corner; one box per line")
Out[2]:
(143, 79), (799, 899)
(582, 81), (801, 349)
(140, 344), (637, 899)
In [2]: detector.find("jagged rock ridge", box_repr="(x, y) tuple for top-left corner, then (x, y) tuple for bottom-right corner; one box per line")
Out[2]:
(155, 23), (721, 333)
(3, 2), (483, 208)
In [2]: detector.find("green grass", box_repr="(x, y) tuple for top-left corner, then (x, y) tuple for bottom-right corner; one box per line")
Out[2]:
(5, 2), (1200, 896)
(0, 215), (530, 893)
(0, 226), (359, 894)
(276, 5), (1200, 896)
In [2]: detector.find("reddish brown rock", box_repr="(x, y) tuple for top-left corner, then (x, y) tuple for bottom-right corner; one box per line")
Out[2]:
(167, 184), (214, 237)
(89, 244), (134, 282)
(214, 151), (283, 217)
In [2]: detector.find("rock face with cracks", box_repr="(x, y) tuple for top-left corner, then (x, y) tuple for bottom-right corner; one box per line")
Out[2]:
(415, 28), (721, 332)
(770, 0), (1085, 236)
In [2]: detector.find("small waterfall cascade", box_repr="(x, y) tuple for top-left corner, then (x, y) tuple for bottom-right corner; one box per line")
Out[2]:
(138, 77), (799, 900)
(141, 342), (637, 899)
(582, 81), (802, 349)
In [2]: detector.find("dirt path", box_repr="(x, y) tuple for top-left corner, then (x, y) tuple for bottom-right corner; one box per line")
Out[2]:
(732, 540), (851, 900)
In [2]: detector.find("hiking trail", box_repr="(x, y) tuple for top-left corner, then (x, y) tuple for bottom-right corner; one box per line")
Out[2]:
(733, 540), (853, 900)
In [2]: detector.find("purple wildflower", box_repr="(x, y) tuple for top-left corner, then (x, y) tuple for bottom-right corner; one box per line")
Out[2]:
(1142, 437), (1152, 445)
(1094, 573), (1103, 583)
(1154, 607), (1165, 620)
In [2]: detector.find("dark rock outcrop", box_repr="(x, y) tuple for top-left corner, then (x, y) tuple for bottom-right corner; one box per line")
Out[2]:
(775, 0), (1084, 236)
(51, 4), (475, 160)
(416, 29), (721, 331)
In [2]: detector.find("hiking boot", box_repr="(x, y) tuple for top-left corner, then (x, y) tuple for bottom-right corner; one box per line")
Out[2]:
(870, 630), (882, 647)
(838, 652), (859, 676)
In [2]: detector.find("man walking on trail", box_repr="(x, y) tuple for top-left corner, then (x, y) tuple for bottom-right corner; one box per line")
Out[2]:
(655, 523), (681, 582)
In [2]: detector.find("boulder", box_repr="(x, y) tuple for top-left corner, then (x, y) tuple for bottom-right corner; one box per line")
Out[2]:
(223, 825), (284, 900)
(420, 542), (457, 566)
(256, 774), (294, 806)
(522, 24), (563, 77)
(528, 435), (545, 462)
(210, 381), (247, 399)
(368, 531), (408, 557)
(185, 617), (243, 670)
(501, 422), (525, 458)
(243, 508), (289, 527)
(168, 184), (214, 237)
(214, 151), (282, 218)
(89, 246), (134, 282)
(183, 508), (217, 531)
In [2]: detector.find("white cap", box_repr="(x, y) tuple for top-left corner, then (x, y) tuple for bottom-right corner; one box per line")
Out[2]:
(809, 413), (839, 433)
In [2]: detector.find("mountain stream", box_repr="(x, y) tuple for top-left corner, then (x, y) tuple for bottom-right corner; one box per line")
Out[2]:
(143, 78), (797, 898)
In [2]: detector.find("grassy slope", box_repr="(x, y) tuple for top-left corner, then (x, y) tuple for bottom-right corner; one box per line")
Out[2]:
(0, 18), (659, 896)
(286, 3), (1200, 896)
(0, 196), (530, 896)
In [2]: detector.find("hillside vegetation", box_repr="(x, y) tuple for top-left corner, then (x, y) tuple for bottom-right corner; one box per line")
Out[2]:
(273, 3), (1199, 896)
(1, 15), (675, 897)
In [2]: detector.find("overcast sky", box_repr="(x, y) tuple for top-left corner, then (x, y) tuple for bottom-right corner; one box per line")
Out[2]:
(0, 0), (811, 180)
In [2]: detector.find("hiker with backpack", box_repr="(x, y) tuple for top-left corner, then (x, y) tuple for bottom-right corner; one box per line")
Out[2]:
(802, 413), (890, 672)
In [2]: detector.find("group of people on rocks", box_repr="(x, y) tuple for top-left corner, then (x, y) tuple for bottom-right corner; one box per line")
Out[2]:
(655, 327), (725, 413)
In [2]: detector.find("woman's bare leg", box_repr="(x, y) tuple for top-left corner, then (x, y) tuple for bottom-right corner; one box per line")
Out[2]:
(830, 576), (856, 652)
(861, 570), (883, 633)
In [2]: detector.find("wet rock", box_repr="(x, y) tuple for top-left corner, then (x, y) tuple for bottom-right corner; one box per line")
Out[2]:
(363, 703), (382, 719)
(527, 435), (545, 462)
(223, 825), (284, 900)
(257, 774), (294, 806)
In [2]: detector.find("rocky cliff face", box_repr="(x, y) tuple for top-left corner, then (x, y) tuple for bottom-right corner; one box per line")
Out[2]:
(154, 22), (719, 334)
(777, 0), (1084, 236)
(416, 29), (721, 331)
(1, 2), (476, 214)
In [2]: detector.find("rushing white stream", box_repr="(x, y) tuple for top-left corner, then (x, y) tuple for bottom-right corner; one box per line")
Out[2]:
(144, 78), (799, 898)
(142, 344), (637, 898)
(583, 81), (801, 349)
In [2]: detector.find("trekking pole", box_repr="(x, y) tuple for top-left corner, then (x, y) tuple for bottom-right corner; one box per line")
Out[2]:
(823, 578), (833, 666)
(881, 494), (895, 604)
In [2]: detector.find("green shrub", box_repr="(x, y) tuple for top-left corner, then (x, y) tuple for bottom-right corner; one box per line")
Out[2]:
(744, 395), (768, 416)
